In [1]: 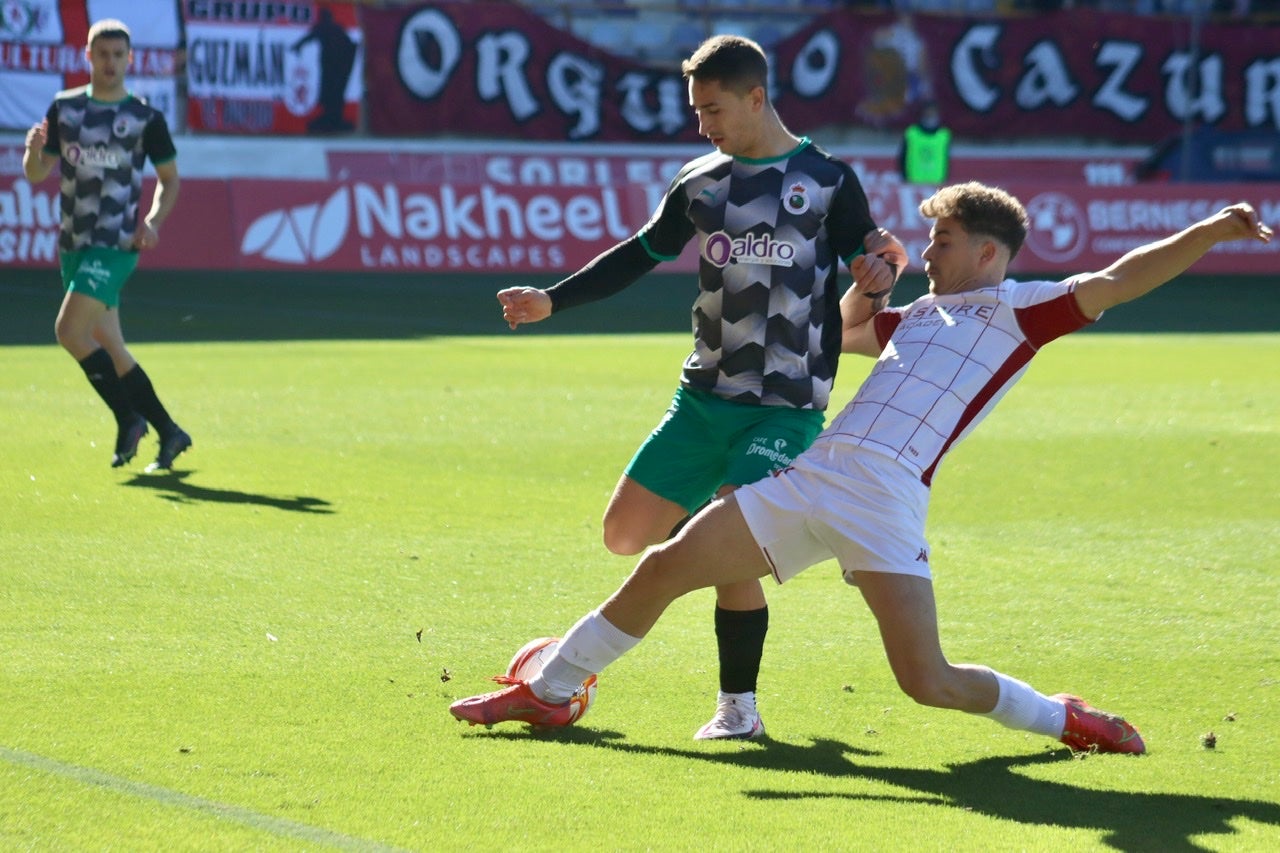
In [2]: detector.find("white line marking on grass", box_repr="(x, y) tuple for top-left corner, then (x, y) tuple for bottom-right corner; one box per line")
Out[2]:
(1, 746), (409, 851)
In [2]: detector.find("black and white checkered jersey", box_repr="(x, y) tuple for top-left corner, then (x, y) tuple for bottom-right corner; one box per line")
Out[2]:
(640, 138), (876, 410)
(43, 87), (177, 252)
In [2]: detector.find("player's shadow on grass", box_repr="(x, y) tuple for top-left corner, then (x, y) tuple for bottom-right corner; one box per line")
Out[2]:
(742, 748), (1280, 852)
(121, 470), (335, 514)
(489, 729), (1278, 851)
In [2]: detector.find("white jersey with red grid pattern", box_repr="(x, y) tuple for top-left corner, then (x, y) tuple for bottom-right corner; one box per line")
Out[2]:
(815, 278), (1094, 485)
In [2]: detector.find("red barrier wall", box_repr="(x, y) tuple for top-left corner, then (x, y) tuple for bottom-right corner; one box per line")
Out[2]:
(4, 145), (1276, 276)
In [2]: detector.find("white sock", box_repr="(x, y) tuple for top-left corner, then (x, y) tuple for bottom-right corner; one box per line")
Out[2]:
(531, 609), (641, 703)
(983, 672), (1067, 738)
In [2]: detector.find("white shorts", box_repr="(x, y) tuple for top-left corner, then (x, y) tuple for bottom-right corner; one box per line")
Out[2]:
(735, 441), (932, 585)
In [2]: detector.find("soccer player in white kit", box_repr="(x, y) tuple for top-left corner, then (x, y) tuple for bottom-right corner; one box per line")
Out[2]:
(450, 182), (1272, 753)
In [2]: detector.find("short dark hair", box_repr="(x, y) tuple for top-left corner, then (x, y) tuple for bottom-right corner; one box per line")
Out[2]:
(920, 182), (1029, 259)
(87, 19), (131, 49)
(681, 35), (768, 96)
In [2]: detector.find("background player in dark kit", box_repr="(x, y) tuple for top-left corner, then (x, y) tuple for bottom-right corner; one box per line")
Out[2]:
(23, 18), (192, 471)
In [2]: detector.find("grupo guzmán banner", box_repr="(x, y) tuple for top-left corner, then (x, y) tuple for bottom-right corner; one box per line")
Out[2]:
(361, 2), (1280, 144)
(182, 0), (362, 134)
(0, 0), (180, 131)
(6, 143), (1278, 275)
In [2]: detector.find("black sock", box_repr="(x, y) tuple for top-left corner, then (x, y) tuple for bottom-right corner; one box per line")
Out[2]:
(715, 605), (768, 694)
(78, 349), (134, 425)
(120, 364), (176, 436)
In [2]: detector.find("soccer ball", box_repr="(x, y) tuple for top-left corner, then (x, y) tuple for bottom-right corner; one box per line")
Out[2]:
(507, 636), (598, 723)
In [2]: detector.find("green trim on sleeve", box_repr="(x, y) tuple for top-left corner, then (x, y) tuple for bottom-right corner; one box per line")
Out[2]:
(841, 245), (867, 267)
(638, 231), (681, 263)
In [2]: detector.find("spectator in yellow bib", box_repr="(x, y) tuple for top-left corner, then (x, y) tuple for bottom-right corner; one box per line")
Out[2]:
(899, 102), (951, 185)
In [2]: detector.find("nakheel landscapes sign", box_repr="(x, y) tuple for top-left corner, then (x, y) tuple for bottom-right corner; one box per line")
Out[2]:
(232, 179), (648, 272)
(4, 143), (1277, 274)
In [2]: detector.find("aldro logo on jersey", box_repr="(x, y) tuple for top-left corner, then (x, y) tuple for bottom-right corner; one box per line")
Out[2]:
(65, 144), (124, 170)
(703, 231), (797, 268)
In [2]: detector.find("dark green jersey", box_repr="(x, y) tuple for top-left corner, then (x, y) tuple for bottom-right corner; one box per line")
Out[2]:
(43, 86), (177, 252)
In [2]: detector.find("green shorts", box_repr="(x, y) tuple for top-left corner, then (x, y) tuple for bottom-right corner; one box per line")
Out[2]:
(625, 386), (825, 515)
(59, 247), (139, 309)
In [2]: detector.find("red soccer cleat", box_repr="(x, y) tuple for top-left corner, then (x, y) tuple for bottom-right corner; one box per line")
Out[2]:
(449, 677), (581, 728)
(1054, 693), (1146, 754)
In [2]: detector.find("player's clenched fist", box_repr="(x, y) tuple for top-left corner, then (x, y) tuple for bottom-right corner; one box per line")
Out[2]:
(26, 119), (48, 151)
(1216, 203), (1272, 243)
(497, 287), (552, 330)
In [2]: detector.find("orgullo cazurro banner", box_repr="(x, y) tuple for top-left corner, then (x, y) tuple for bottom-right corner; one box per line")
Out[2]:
(773, 8), (1280, 142)
(364, 2), (1280, 144)
(0, 0), (180, 131)
(182, 0), (362, 134)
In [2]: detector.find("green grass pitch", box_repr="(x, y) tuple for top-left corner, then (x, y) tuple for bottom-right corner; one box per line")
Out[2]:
(0, 270), (1277, 850)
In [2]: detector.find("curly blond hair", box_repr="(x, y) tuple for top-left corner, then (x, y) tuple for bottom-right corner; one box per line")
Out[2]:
(920, 182), (1028, 259)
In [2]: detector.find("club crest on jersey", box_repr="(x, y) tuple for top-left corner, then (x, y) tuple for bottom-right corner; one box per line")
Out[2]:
(783, 181), (811, 215)
(112, 114), (139, 139)
(703, 230), (797, 268)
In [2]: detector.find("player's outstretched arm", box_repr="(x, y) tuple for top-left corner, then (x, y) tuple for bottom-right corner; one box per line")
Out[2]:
(498, 237), (660, 330)
(1072, 203), (1272, 320)
(497, 287), (552, 329)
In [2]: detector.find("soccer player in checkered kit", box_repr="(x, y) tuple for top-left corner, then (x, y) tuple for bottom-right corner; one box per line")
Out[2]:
(23, 19), (192, 472)
(495, 35), (908, 740)
(454, 182), (1272, 753)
